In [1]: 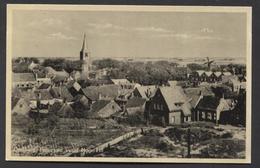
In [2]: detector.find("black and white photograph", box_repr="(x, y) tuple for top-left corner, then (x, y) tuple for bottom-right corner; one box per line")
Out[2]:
(6, 5), (252, 163)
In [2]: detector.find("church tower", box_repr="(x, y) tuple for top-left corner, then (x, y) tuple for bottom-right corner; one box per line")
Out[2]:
(80, 33), (90, 78)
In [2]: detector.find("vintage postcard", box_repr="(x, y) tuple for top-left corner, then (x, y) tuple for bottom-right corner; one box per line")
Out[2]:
(6, 4), (252, 163)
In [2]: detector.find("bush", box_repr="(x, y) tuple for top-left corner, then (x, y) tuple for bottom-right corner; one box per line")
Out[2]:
(156, 139), (175, 153)
(200, 139), (245, 158)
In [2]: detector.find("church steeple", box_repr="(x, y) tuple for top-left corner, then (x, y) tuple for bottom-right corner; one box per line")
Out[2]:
(81, 33), (86, 51)
(80, 33), (88, 61)
(80, 33), (90, 78)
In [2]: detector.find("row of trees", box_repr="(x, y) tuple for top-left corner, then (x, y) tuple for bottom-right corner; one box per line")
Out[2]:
(93, 58), (246, 85)
(93, 59), (187, 85)
(13, 57), (246, 85)
(42, 59), (83, 73)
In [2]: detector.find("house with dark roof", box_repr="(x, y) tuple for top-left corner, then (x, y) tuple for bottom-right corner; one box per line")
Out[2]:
(44, 66), (57, 78)
(188, 70), (221, 85)
(11, 97), (31, 115)
(58, 103), (75, 118)
(147, 86), (192, 126)
(82, 85), (120, 104)
(184, 86), (215, 121)
(38, 83), (52, 90)
(111, 79), (135, 89)
(12, 72), (37, 89)
(70, 94), (90, 118)
(50, 86), (74, 102)
(88, 100), (121, 118)
(66, 80), (83, 97)
(194, 96), (236, 124)
(125, 97), (147, 115)
(35, 89), (54, 105)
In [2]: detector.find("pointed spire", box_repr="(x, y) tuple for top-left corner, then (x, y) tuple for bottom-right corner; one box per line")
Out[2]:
(81, 33), (86, 51)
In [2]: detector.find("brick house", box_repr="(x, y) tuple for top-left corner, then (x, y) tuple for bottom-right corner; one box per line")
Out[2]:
(146, 86), (192, 126)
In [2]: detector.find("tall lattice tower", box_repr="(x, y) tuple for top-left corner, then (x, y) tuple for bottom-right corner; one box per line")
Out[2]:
(80, 33), (90, 78)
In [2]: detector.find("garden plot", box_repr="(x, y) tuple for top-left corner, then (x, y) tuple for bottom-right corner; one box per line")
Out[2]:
(11, 117), (131, 156)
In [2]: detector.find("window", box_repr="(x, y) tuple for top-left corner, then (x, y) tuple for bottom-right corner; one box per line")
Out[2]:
(157, 104), (160, 110)
(171, 116), (175, 123)
(201, 112), (205, 119)
(19, 104), (23, 108)
(186, 116), (190, 122)
(154, 104), (157, 110)
(213, 113), (217, 120)
(207, 113), (212, 120)
(160, 104), (164, 110)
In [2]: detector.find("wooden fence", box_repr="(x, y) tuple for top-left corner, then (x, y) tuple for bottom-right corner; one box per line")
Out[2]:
(65, 128), (149, 157)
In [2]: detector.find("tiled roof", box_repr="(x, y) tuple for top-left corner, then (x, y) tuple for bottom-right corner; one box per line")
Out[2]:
(181, 102), (192, 116)
(214, 72), (222, 77)
(58, 103), (75, 118)
(134, 85), (157, 99)
(82, 84), (119, 101)
(67, 81), (81, 92)
(18, 90), (37, 100)
(11, 97), (20, 109)
(38, 83), (51, 90)
(49, 101), (63, 113)
(196, 70), (205, 77)
(197, 96), (221, 111)
(37, 90), (53, 100)
(222, 75), (238, 83)
(158, 86), (190, 112)
(72, 94), (89, 107)
(205, 71), (213, 77)
(50, 86), (74, 102)
(13, 73), (36, 82)
(126, 97), (146, 108)
(45, 66), (56, 74)
(89, 100), (111, 114)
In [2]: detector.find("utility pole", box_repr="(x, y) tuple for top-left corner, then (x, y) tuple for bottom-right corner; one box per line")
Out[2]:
(187, 127), (191, 158)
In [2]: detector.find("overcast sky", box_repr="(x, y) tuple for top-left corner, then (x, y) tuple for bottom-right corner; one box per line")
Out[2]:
(12, 10), (247, 59)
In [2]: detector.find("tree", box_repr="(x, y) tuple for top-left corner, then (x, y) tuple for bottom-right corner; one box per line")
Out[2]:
(187, 63), (207, 71)
(92, 58), (120, 69)
(42, 58), (66, 71)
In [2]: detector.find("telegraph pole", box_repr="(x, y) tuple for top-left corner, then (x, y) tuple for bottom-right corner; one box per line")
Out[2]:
(187, 127), (191, 158)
